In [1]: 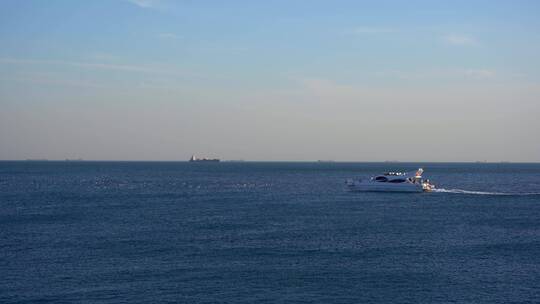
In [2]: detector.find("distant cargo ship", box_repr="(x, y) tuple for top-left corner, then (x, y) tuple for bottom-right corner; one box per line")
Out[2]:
(189, 155), (220, 162)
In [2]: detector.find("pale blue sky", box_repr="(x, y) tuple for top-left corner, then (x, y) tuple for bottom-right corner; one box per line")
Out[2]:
(1, 0), (539, 161)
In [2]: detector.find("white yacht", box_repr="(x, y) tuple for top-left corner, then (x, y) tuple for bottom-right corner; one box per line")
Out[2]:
(346, 168), (435, 192)
(189, 154), (220, 162)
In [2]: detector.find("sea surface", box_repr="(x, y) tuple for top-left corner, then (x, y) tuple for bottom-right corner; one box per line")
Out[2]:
(1, 161), (539, 303)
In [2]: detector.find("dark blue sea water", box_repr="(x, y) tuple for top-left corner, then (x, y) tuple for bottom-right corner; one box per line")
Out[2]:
(1, 161), (540, 303)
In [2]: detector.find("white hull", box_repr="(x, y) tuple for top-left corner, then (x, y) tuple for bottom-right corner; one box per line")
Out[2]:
(345, 168), (434, 193)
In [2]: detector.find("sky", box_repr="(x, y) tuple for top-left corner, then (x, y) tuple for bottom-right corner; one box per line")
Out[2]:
(1, 0), (539, 161)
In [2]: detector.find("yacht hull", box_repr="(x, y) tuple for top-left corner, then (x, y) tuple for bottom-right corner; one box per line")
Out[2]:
(345, 168), (435, 193)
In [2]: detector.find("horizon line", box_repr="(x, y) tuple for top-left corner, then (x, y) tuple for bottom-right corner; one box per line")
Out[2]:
(1, 160), (539, 164)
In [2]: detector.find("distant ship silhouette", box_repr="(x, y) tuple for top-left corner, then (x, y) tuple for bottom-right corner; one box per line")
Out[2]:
(189, 155), (220, 162)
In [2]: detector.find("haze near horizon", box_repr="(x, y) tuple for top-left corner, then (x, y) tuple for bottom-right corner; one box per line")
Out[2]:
(1, 0), (539, 162)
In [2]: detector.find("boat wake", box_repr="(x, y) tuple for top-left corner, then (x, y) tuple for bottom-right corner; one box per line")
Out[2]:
(432, 188), (540, 196)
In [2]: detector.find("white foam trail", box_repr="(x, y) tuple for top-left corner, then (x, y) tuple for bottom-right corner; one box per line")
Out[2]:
(432, 188), (540, 196)
(432, 188), (507, 195)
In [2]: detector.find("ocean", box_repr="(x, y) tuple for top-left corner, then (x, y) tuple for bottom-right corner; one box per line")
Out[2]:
(1, 161), (539, 303)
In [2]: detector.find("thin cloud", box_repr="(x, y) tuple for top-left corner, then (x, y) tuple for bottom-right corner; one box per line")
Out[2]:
(375, 68), (497, 80)
(353, 26), (397, 34)
(442, 34), (478, 46)
(197, 43), (249, 53)
(0, 57), (195, 78)
(7, 72), (110, 88)
(464, 69), (496, 79)
(125, 0), (161, 9)
(158, 33), (182, 40)
(1, 57), (160, 73)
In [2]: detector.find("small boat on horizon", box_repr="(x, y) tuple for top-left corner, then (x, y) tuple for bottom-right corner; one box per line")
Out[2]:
(189, 155), (220, 162)
(346, 168), (435, 192)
